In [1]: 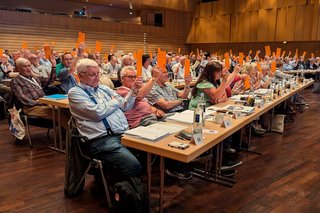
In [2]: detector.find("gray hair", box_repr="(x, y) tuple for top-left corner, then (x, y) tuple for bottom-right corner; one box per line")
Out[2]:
(76, 58), (99, 74)
(120, 66), (136, 78)
(15, 57), (30, 69)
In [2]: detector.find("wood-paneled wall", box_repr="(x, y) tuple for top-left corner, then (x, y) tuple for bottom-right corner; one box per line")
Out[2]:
(187, 0), (320, 43)
(0, 10), (192, 54)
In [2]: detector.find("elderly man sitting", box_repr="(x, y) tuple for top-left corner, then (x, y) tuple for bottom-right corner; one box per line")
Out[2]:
(10, 57), (69, 129)
(116, 65), (163, 128)
(146, 70), (192, 113)
(68, 58), (142, 177)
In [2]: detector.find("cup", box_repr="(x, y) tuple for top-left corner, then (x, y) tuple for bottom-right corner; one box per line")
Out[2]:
(213, 113), (224, 124)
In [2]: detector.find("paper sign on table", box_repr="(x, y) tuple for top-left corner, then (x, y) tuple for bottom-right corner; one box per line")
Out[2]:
(193, 133), (203, 146)
(221, 119), (232, 128)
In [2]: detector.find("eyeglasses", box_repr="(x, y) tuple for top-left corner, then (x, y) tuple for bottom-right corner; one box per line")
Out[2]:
(124, 75), (136, 79)
(84, 72), (100, 77)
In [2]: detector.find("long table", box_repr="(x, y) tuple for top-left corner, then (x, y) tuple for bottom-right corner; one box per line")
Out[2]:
(121, 80), (314, 212)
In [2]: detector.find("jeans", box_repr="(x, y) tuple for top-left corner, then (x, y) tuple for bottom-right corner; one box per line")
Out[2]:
(90, 135), (142, 177)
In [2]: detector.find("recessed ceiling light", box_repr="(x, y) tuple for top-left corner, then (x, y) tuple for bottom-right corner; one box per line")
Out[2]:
(109, 3), (112, 6)
(283, 41), (287, 44)
(129, 11), (133, 15)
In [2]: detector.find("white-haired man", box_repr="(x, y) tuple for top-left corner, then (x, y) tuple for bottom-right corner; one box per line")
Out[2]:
(68, 58), (142, 177)
(116, 65), (163, 128)
(11, 57), (69, 128)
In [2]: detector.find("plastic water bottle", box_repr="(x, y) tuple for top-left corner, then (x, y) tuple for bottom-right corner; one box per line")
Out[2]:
(198, 93), (206, 127)
(193, 104), (203, 135)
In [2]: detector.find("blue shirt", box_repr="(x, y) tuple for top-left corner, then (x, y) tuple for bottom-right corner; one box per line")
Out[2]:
(68, 83), (136, 139)
(58, 68), (78, 94)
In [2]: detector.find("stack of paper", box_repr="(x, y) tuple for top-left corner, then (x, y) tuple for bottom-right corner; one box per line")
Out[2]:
(124, 123), (186, 141)
(254, 89), (269, 95)
(166, 110), (194, 124)
(222, 105), (255, 115)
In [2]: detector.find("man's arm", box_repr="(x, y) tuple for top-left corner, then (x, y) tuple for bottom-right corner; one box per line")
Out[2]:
(68, 87), (122, 122)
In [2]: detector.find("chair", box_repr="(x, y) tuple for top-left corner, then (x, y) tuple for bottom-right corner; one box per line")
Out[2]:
(9, 94), (53, 148)
(64, 118), (113, 208)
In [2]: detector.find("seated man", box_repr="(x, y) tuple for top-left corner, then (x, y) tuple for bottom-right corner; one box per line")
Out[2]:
(146, 71), (192, 113)
(116, 65), (164, 129)
(0, 54), (13, 104)
(68, 58), (142, 177)
(11, 57), (69, 129)
(57, 52), (78, 94)
(28, 54), (51, 78)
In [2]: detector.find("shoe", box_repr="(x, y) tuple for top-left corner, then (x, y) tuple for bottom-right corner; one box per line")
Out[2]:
(223, 147), (237, 154)
(221, 160), (242, 170)
(166, 169), (192, 180)
(221, 169), (237, 177)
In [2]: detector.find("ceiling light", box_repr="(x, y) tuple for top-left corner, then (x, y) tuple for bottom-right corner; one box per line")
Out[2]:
(283, 41), (287, 44)
(129, 11), (133, 15)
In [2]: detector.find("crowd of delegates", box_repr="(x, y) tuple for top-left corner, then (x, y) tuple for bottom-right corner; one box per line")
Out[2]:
(0, 45), (318, 181)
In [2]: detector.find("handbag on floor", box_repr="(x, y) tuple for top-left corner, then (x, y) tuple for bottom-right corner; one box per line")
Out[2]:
(8, 106), (25, 140)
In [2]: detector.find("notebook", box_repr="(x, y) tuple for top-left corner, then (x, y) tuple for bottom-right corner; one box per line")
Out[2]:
(44, 94), (68, 100)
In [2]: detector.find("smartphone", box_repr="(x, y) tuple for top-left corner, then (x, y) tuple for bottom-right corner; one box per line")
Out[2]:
(168, 142), (190, 150)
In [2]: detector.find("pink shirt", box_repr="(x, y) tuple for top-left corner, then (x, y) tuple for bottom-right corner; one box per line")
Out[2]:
(116, 86), (153, 128)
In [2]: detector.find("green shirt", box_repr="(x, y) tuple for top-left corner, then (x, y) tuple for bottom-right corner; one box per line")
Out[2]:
(189, 81), (216, 109)
(55, 63), (64, 75)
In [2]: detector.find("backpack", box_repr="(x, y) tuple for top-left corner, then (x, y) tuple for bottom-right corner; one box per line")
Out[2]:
(112, 177), (149, 213)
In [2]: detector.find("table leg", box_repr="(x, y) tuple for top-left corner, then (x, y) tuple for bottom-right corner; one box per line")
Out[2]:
(147, 153), (152, 210)
(159, 156), (165, 213)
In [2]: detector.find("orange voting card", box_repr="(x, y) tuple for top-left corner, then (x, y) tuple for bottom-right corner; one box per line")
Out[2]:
(302, 51), (307, 57)
(136, 49), (143, 77)
(295, 49), (298, 58)
(255, 50), (260, 57)
(197, 48), (200, 56)
(272, 52), (276, 58)
(257, 63), (262, 74)
(0, 48), (3, 56)
(271, 61), (276, 73)
(311, 52), (315, 58)
(276, 48), (281, 58)
(239, 52), (244, 65)
(157, 49), (166, 72)
(224, 52), (230, 69)
(96, 41), (102, 52)
(244, 76), (251, 90)
(149, 52), (152, 59)
(44, 45), (51, 59)
(184, 58), (190, 77)
(249, 50), (252, 55)
(178, 48), (181, 55)
(265, 45), (271, 56)
(78, 32), (85, 43)
(22, 41), (28, 49)
(281, 51), (286, 58)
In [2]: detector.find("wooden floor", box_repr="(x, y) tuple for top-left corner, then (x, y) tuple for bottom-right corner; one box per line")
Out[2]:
(1, 88), (320, 213)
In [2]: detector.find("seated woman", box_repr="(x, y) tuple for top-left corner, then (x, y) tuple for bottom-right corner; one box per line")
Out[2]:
(231, 63), (262, 95)
(189, 60), (241, 109)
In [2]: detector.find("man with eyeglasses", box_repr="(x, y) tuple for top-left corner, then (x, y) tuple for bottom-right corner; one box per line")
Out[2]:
(57, 52), (78, 94)
(68, 58), (143, 178)
(28, 54), (51, 78)
(116, 65), (164, 129)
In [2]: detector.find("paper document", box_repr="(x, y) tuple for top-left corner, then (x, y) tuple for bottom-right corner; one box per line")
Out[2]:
(125, 126), (169, 141)
(166, 110), (194, 124)
(222, 105), (255, 115)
